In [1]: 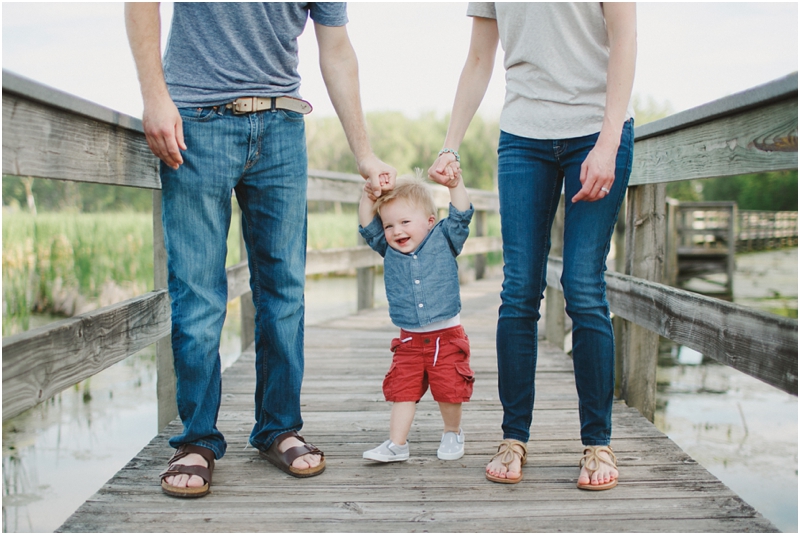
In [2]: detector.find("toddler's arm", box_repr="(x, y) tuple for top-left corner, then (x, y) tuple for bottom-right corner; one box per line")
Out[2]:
(448, 167), (470, 211)
(358, 181), (378, 228)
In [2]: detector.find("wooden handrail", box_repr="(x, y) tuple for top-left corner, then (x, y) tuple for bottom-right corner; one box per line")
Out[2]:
(2, 70), (797, 426)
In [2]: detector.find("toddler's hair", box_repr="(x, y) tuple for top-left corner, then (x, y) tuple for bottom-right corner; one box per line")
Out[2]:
(373, 169), (437, 219)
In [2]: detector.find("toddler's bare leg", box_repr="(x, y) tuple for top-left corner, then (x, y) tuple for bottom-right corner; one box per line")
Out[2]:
(389, 402), (417, 445)
(438, 402), (462, 433)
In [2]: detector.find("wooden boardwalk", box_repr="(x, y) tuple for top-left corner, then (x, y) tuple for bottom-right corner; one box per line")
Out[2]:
(58, 277), (777, 532)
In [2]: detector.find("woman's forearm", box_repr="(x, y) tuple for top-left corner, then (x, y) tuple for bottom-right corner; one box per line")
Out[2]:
(598, 2), (637, 149)
(443, 17), (500, 150)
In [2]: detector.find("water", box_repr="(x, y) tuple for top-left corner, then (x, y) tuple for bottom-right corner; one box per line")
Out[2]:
(653, 248), (798, 533)
(2, 253), (796, 532)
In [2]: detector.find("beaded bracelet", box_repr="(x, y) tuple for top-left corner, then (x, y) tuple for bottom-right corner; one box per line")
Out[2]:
(438, 148), (460, 162)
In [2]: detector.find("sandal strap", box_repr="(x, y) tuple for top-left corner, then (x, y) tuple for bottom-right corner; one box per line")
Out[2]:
(579, 445), (617, 471)
(160, 444), (215, 484)
(160, 463), (212, 485)
(273, 431), (324, 466)
(167, 444), (216, 466)
(490, 439), (527, 468)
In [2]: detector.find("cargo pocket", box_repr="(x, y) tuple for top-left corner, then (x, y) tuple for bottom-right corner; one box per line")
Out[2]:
(382, 361), (398, 401)
(455, 362), (475, 400)
(452, 337), (471, 359)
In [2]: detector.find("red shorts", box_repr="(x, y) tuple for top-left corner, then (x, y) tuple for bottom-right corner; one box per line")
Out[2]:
(382, 325), (475, 404)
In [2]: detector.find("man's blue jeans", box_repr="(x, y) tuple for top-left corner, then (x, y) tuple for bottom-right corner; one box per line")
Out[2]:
(496, 121), (634, 446)
(160, 105), (308, 459)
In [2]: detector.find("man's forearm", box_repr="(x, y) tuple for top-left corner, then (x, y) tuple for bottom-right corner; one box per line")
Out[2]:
(125, 3), (169, 102)
(316, 24), (373, 164)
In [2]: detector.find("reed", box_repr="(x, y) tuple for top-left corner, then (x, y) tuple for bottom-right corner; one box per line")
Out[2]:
(1, 210), (501, 336)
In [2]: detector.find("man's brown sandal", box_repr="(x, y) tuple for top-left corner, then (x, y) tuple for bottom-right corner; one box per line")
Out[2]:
(260, 430), (326, 478)
(159, 444), (215, 498)
(577, 445), (618, 490)
(486, 439), (527, 484)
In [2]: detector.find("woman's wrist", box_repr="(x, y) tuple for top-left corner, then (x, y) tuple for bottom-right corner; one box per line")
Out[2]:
(438, 148), (460, 162)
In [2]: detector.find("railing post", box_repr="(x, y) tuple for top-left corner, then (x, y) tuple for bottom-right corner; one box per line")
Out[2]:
(474, 210), (487, 280)
(545, 195), (566, 349)
(357, 234), (374, 311)
(238, 200), (256, 351)
(665, 198), (679, 287)
(726, 203), (737, 297)
(618, 183), (666, 422)
(153, 190), (178, 431)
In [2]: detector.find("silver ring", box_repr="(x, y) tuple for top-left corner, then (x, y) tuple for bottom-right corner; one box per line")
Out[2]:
(600, 187), (610, 194)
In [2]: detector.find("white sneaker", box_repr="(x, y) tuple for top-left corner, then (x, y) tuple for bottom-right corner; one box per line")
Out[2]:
(363, 439), (409, 462)
(437, 429), (465, 460)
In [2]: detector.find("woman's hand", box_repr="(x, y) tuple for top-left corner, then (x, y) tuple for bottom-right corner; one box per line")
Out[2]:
(572, 141), (618, 203)
(428, 153), (461, 189)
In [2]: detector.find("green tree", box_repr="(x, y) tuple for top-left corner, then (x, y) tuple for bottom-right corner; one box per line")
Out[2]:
(700, 171), (798, 210)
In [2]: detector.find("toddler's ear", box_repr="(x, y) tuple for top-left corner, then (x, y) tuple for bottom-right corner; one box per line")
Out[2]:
(428, 215), (436, 229)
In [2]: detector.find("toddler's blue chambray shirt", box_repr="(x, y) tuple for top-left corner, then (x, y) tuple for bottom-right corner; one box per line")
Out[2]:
(359, 203), (474, 330)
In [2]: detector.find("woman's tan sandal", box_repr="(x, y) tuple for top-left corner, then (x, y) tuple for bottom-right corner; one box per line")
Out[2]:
(260, 430), (326, 478)
(486, 439), (528, 484)
(159, 444), (215, 498)
(577, 445), (618, 490)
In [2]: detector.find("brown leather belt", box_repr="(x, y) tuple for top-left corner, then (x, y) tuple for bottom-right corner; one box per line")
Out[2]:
(226, 96), (312, 115)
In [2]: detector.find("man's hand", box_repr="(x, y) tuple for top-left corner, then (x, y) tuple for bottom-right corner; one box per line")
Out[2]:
(571, 142), (617, 203)
(142, 95), (186, 170)
(358, 153), (396, 198)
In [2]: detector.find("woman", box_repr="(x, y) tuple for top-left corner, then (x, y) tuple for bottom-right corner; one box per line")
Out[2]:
(429, 3), (636, 490)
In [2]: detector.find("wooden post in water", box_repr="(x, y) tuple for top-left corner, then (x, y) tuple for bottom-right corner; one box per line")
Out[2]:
(238, 200), (256, 351)
(357, 234), (375, 311)
(545, 196), (566, 349)
(474, 210), (487, 280)
(153, 190), (178, 431)
(617, 183), (666, 422)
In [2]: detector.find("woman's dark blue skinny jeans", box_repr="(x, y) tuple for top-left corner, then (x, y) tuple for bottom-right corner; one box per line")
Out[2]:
(496, 120), (634, 446)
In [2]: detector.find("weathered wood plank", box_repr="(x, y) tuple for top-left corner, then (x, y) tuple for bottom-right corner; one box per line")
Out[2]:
(606, 271), (798, 395)
(630, 98), (798, 186)
(2, 92), (160, 188)
(153, 190), (177, 431)
(307, 168), (501, 211)
(634, 72), (797, 142)
(57, 277), (777, 533)
(545, 256), (798, 396)
(2, 290), (171, 420)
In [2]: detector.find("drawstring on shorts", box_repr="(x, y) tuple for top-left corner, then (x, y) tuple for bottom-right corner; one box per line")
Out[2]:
(399, 336), (442, 366)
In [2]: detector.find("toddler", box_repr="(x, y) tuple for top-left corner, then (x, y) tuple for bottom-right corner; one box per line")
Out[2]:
(358, 170), (474, 462)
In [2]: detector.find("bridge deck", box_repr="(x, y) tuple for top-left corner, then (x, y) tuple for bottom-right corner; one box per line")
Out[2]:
(58, 277), (776, 532)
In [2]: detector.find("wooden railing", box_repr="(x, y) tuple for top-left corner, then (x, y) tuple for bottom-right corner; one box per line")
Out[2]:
(0, 70), (500, 427)
(2, 69), (797, 431)
(602, 72), (798, 418)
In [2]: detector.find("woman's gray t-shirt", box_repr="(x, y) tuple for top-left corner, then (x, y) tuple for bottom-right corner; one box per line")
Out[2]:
(467, 2), (634, 139)
(163, 2), (348, 108)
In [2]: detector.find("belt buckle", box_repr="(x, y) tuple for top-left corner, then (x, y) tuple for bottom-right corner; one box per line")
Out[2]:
(232, 97), (255, 115)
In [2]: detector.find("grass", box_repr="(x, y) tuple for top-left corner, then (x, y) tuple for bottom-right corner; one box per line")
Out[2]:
(2, 208), (501, 336)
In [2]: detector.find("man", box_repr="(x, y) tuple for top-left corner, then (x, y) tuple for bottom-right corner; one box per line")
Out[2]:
(125, 2), (395, 497)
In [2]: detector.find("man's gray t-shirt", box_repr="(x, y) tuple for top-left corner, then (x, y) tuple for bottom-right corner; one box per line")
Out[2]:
(163, 2), (348, 108)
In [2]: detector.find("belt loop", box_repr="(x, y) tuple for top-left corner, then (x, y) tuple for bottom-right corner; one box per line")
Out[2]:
(270, 96), (276, 112)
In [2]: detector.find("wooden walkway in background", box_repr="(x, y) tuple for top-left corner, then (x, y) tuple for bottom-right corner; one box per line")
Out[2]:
(58, 277), (777, 532)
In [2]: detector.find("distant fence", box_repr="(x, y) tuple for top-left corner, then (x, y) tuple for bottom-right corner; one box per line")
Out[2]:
(663, 201), (797, 295)
(2, 69), (797, 430)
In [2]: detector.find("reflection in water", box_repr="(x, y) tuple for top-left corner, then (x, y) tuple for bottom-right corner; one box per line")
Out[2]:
(655, 350), (798, 533)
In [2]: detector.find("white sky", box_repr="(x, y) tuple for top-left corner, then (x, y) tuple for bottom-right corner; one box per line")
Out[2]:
(2, 2), (798, 121)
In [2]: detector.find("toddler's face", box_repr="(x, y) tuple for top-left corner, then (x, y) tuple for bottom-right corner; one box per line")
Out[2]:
(380, 198), (435, 254)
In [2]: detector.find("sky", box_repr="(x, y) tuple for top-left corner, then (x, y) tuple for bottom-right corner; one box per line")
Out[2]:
(2, 2), (798, 122)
